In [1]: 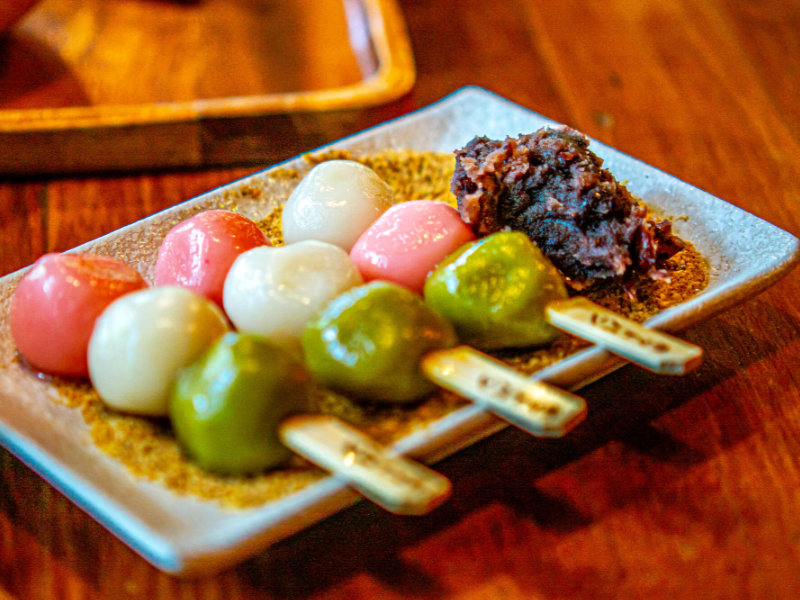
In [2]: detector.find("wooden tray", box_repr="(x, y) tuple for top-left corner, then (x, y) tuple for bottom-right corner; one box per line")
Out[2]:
(0, 0), (415, 175)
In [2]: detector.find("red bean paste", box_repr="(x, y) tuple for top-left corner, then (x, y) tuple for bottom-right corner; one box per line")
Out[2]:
(451, 127), (684, 290)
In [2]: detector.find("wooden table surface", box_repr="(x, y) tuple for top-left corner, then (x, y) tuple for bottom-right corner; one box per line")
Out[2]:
(2, 0), (800, 598)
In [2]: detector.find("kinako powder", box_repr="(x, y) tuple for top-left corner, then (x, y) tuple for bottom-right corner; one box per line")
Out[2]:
(53, 149), (709, 509)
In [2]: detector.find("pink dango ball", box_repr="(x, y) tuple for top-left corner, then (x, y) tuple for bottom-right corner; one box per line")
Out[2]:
(154, 210), (270, 308)
(350, 200), (476, 295)
(9, 253), (147, 377)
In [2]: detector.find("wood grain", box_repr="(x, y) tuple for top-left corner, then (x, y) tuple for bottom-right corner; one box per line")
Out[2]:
(2, 0), (800, 598)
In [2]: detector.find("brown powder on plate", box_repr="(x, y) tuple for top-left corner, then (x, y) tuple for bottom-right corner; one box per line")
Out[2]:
(52, 150), (708, 509)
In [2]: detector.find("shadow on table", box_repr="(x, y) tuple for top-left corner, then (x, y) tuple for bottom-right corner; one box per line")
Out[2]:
(236, 296), (800, 597)
(0, 298), (796, 597)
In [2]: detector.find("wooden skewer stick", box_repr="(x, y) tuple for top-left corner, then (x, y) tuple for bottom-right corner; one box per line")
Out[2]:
(280, 414), (452, 515)
(422, 295), (703, 435)
(280, 296), (700, 513)
(422, 346), (587, 438)
(545, 297), (703, 375)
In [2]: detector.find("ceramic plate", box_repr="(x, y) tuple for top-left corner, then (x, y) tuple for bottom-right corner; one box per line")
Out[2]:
(1, 87), (798, 575)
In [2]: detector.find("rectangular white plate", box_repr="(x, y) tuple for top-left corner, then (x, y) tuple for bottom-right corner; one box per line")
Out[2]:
(1, 87), (798, 576)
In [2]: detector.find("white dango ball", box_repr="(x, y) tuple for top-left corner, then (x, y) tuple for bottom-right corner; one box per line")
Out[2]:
(88, 286), (230, 416)
(282, 160), (394, 251)
(223, 240), (363, 340)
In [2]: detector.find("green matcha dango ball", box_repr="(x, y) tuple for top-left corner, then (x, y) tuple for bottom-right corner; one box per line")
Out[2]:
(169, 332), (313, 474)
(302, 281), (456, 403)
(423, 231), (567, 350)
